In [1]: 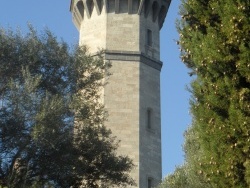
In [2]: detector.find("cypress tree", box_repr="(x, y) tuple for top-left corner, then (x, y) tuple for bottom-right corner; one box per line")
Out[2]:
(177, 0), (250, 187)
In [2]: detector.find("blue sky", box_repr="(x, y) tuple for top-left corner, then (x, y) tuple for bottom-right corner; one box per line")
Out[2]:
(0, 0), (192, 177)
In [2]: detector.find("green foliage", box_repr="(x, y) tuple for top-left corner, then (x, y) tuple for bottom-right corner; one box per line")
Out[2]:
(159, 165), (188, 188)
(173, 0), (250, 187)
(159, 126), (212, 188)
(0, 26), (134, 188)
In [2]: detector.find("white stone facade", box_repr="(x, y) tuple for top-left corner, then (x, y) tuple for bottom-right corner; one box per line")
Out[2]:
(70, 0), (171, 187)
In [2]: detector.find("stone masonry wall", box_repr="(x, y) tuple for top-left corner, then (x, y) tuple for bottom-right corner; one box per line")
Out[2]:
(79, 6), (107, 53)
(104, 60), (140, 187)
(139, 62), (161, 187)
(106, 13), (140, 52)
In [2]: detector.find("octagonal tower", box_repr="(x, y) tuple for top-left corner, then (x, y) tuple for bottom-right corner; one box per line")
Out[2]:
(70, 0), (171, 187)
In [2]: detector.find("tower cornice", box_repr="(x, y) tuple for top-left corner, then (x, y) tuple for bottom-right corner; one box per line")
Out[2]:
(104, 50), (162, 71)
(70, 0), (171, 30)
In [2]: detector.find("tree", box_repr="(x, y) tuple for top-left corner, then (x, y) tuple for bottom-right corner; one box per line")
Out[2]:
(159, 126), (212, 188)
(0, 26), (134, 188)
(169, 0), (250, 187)
(159, 165), (189, 188)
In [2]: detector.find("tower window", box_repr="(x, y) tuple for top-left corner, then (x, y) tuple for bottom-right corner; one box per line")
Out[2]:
(147, 29), (152, 46)
(148, 177), (153, 188)
(108, 0), (115, 13)
(152, 1), (159, 22)
(159, 6), (167, 28)
(144, 0), (150, 15)
(76, 1), (84, 19)
(147, 108), (152, 129)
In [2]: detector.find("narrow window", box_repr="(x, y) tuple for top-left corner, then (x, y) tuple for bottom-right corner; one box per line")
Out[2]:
(148, 177), (153, 188)
(76, 1), (84, 19)
(144, 0), (150, 15)
(147, 29), (152, 46)
(86, 0), (94, 17)
(158, 6), (167, 28)
(152, 1), (159, 22)
(147, 108), (152, 129)
(108, 0), (115, 13)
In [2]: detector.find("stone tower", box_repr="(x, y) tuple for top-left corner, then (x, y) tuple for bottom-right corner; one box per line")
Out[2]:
(70, 0), (171, 187)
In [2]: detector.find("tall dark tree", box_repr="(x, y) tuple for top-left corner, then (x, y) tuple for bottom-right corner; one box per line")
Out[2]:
(0, 27), (134, 188)
(160, 0), (249, 187)
(167, 0), (250, 187)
